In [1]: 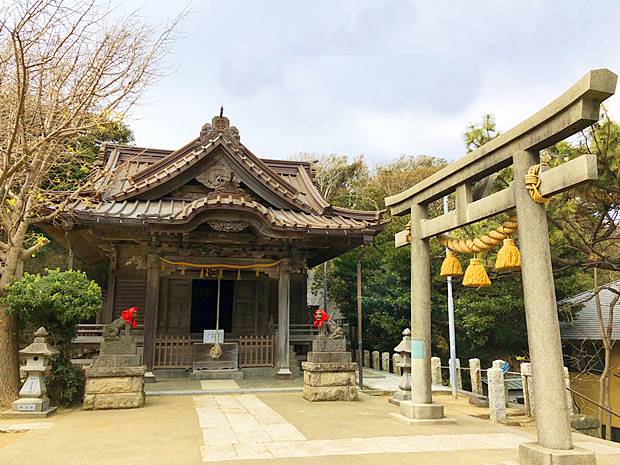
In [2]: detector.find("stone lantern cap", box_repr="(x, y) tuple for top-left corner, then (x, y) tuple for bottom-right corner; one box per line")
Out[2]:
(394, 328), (411, 353)
(19, 327), (58, 357)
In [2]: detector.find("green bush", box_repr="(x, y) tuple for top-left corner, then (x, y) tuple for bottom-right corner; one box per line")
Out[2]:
(47, 353), (85, 406)
(3, 268), (102, 349)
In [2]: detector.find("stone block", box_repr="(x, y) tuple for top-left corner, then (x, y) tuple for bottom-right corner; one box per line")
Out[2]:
(312, 337), (346, 353)
(469, 358), (482, 395)
(302, 384), (358, 401)
(518, 442), (595, 465)
(306, 351), (351, 363)
(304, 371), (355, 387)
(448, 358), (462, 390)
(99, 337), (137, 356)
(85, 376), (134, 394)
(301, 361), (358, 372)
(85, 365), (146, 378)
(94, 354), (142, 368)
(83, 391), (145, 410)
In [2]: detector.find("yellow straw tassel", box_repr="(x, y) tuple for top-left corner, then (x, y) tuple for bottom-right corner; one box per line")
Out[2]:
(237, 270), (241, 280)
(462, 258), (491, 288)
(494, 238), (521, 271)
(440, 250), (463, 277)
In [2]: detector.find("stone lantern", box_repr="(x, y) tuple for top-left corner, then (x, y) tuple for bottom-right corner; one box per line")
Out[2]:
(391, 328), (412, 405)
(9, 327), (57, 417)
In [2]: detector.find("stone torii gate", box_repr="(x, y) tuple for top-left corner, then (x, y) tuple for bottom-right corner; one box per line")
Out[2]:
(385, 69), (616, 465)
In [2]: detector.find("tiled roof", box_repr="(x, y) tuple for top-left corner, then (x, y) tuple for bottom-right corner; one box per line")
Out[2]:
(559, 281), (620, 341)
(71, 195), (384, 234)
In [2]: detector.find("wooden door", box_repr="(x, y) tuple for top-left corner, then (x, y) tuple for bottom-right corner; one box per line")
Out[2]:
(166, 279), (191, 335)
(233, 280), (255, 336)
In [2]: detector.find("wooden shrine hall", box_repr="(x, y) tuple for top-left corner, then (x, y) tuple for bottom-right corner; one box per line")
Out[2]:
(48, 113), (385, 379)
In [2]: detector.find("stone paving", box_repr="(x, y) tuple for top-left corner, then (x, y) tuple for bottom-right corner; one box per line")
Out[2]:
(193, 393), (620, 463)
(2, 391), (620, 465)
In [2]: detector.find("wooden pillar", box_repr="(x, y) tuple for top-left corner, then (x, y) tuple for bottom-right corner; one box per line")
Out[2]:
(276, 264), (292, 378)
(101, 247), (117, 324)
(399, 203), (444, 420)
(514, 151), (573, 451)
(143, 253), (160, 379)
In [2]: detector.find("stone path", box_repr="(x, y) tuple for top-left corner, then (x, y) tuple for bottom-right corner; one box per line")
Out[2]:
(200, 380), (240, 391)
(194, 394), (531, 463)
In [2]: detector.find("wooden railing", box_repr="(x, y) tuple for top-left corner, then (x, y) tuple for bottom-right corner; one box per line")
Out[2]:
(238, 335), (275, 368)
(154, 335), (200, 369)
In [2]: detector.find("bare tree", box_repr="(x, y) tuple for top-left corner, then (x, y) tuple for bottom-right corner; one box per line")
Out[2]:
(0, 0), (181, 406)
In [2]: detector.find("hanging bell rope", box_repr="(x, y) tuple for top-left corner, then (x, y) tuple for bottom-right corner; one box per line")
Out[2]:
(525, 163), (550, 204)
(210, 269), (223, 359)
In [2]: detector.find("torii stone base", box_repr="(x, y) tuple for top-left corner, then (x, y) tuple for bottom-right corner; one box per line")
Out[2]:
(502, 442), (595, 465)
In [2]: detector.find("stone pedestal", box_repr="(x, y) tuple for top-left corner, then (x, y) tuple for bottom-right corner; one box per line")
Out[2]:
(302, 336), (358, 401)
(83, 335), (145, 410)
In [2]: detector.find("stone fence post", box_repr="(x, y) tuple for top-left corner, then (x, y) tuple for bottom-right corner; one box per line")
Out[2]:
(381, 352), (390, 372)
(431, 356), (442, 385)
(487, 367), (506, 423)
(371, 351), (380, 370)
(448, 358), (462, 390)
(363, 350), (370, 368)
(520, 362), (534, 417)
(469, 358), (482, 395)
(564, 367), (574, 416)
(393, 354), (402, 376)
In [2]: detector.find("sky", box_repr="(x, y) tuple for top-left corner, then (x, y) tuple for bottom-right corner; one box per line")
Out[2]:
(120, 0), (620, 165)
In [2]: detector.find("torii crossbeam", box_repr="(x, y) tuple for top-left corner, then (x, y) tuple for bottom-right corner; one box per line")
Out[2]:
(385, 69), (617, 465)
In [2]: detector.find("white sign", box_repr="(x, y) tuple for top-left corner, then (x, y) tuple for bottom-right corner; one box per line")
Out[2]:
(203, 330), (224, 343)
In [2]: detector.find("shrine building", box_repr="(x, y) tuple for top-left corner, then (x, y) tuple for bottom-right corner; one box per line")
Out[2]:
(45, 113), (385, 379)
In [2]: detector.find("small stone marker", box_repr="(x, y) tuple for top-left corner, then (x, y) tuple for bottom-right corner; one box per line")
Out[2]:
(371, 351), (380, 370)
(431, 356), (442, 385)
(363, 350), (370, 367)
(487, 367), (506, 423)
(2, 327), (57, 418)
(381, 352), (390, 372)
(448, 358), (462, 390)
(469, 358), (482, 395)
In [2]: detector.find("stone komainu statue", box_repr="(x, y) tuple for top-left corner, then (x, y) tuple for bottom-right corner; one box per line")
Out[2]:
(102, 316), (126, 340)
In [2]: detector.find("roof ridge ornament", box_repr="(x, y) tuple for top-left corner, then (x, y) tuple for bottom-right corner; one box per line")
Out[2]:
(200, 109), (240, 146)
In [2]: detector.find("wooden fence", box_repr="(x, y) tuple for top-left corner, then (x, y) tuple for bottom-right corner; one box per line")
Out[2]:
(154, 335), (200, 369)
(238, 335), (275, 368)
(154, 335), (275, 369)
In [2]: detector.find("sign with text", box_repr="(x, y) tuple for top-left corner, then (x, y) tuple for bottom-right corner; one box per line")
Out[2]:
(203, 330), (224, 344)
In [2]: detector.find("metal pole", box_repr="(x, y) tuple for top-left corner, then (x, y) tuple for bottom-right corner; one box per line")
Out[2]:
(357, 257), (363, 390)
(444, 196), (458, 399)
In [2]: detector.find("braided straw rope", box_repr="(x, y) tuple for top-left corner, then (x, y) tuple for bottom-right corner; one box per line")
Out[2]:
(438, 216), (518, 254)
(524, 163), (550, 204)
